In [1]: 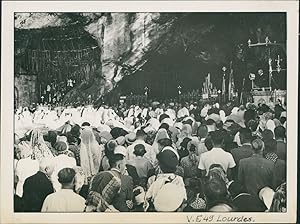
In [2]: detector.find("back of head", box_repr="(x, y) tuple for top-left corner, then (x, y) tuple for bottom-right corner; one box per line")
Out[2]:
(239, 128), (252, 144)
(81, 122), (91, 127)
(206, 119), (215, 126)
(204, 135), (214, 151)
(274, 126), (286, 139)
(197, 125), (208, 139)
(210, 130), (225, 147)
(67, 134), (79, 145)
(47, 131), (57, 145)
(180, 137), (192, 149)
(136, 129), (146, 139)
(54, 141), (68, 154)
(216, 121), (223, 130)
(251, 138), (264, 154)
(157, 138), (172, 148)
(108, 153), (125, 169)
(262, 129), (274, 141)
(58, 167), (76, 184)
(157, 148), (179, 173)
(204, 177), (228, 208)
(246, 119), (259, 132)
(39, 158), (54, 176)
(133, 144), (146, 157)
(70, 124), (81, 137)
(264, 139), (277, 154)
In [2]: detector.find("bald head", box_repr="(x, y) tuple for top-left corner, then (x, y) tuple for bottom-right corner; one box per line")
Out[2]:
(39, 158), (54, 177)
(251, 138), (264, 154)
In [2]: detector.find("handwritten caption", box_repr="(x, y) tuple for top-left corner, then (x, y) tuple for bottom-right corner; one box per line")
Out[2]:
(186, 215), (255, 223)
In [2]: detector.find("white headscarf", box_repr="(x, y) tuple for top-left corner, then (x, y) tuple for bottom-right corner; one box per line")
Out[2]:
(80, 128), (102, 182)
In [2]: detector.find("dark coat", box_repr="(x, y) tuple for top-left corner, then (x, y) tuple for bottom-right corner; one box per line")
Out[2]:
(112, 175), (133, 212)
(22, 171), (54, 212)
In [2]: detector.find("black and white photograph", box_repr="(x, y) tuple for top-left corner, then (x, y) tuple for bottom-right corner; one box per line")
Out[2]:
(1, 1), (298, 224)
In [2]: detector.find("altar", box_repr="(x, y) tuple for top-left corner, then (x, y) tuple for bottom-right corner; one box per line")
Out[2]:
(251, 88), (286, 105)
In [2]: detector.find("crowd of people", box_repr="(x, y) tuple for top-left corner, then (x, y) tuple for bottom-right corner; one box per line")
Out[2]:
(14, 98), (287, 212)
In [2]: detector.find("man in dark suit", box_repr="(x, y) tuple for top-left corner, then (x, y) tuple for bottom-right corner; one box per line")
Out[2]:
(238, 138), (274, 197)
(22, 158), (54, 212)
(231, 128), (253, 181)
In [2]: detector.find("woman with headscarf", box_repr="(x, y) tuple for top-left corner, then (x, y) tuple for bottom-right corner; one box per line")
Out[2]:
(144, 147), (187, 212)
(180, 140), (200, 182)
(30, 129), (54, 162)
(269, 182), (286, 212)
(15, 141), (39, 197)
(152, 129), (171, 156)
(73, 166), (88, 199)
(80, 128), (103, 183)
(177, 124), (193, 148)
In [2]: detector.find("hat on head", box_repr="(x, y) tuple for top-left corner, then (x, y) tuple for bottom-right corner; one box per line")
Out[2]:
(99, 131), (113, 141)
(149, 111), (157, 118)
(226, 114), (245, 128)
(231, 107), (239, 115)
(57, 135), (68, 143)
(161, 118), (174, 127)
(168, 126), (180, 141)
(96, 124), (111, 133)
(174, 122), (183, 130)
(105, 119), (115, 128)
(259, 187), (275, 210)
(206, 113), (221, 123)
(147, 118), (161, 131)
(143, 126), (156, 134)
(280, 111), (287, 118)
(155, 129), (170, 142)
(116, 136), (126, 146)
(125, 132), (136, 145)
(159, 114), (170, 123)
(114, 145), (127, 157)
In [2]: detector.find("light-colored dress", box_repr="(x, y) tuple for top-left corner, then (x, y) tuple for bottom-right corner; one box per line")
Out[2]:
(80, 128), (103, 182)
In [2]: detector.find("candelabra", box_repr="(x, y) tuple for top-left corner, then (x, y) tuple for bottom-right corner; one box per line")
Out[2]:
(248, 37), (285, 90)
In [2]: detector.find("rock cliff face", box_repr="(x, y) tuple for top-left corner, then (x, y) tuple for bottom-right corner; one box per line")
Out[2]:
(15, 13), (182, 104)
(83, 13), (182, 101)
(15, 12), (286, 104)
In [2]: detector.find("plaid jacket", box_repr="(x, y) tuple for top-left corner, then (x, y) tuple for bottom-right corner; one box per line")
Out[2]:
(86, 170), (121, 212)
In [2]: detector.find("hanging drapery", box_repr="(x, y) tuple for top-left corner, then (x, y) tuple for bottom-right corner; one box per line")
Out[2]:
(21, 27), (101, 101)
